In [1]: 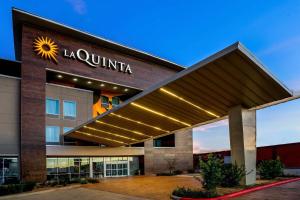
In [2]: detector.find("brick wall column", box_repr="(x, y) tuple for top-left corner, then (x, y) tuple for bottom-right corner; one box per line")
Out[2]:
(20, 25), (47, 182)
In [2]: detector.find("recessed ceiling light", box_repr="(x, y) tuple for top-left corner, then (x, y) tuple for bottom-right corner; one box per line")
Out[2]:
(124, 88), (129, 92)
(100, 83), (105, 87)
(57, 74), (63, 78)
(87, 81), (92, 84)
(113, 86), (118, 90)
(73, 78), (78, 82)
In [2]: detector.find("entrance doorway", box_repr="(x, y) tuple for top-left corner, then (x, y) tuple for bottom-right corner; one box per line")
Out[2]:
(105, 161), (129, 177)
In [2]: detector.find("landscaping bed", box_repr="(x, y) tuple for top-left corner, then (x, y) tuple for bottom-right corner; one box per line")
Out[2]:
(0, 177), (100, 196)
(171, 154), (298, 199)
(171, 177), (300, 200)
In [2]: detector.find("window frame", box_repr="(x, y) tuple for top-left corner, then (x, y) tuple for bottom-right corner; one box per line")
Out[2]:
(112, 96), (120, 107)
(46, 126), (61, 144)
(101, 96), (109, 109)
(46, 98), (60, 116)
(63, 100), (77, 119)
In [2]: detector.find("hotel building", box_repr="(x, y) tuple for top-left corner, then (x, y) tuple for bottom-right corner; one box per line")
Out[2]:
(0, 8), (294, 185)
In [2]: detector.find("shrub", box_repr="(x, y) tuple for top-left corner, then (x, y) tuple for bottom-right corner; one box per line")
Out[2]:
(172, 187), (218, 198)
(86, 178), (99, 183)
(199, 154), (223, 196)
(258, 159), (284, 179)
(80, 178), (88, 184)
(173, 170), (183, 175)
(0, 182), (36, 196)
(156, 172), (173, 176)
(70, 178), (81, 184)
(22, 182), (36, 192)
(221, 163), (245, 187)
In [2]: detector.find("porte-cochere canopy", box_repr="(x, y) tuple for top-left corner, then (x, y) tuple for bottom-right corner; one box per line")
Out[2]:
(65, 42), (292, 146)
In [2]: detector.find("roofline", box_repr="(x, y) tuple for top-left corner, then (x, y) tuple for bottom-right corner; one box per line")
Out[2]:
(12, 7), (185, 71)
(0, 58), (21, 64)
(196, 141), (300, 155)
(64, 41), (293, 138)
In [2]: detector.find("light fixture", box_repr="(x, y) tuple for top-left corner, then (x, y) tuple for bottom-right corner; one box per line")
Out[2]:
(57, 74), (63, 78)
(100, 83), (105, 87)
(131, 102), (191, 126)
(87, 81), (92, 84)
(160, 88), (220, 118)
(110, 113), (168, 133)
(72, 78), (78, 82)
(75, 130), (125, 144)
(124, 88), (129, 92)
(113, 86), (118, 90)
(96, 120), (150, 137)
(83, 126), (137, 141)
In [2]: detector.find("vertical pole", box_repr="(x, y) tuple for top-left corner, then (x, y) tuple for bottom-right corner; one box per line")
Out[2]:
(229, 105), (257, 185)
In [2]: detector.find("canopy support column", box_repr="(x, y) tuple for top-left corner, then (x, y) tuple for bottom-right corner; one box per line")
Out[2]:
(229, 105), (257, 185)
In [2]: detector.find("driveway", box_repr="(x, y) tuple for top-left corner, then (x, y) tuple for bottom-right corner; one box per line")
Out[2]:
(233, 180), (300, 200)
(0, 186), (148, 200)
(0, 176), (201, 200)
(83, 175), (201, 200)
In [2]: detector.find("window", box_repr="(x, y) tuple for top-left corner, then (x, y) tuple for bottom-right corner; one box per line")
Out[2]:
(101, 96), (109, 109)
(63, 101), (76, 118)
(46, 126), (60, 143)
(63, 127), (73, 133)
(153, 134), (175, 147)
(112, 97), (120, 107)
(46, 98), (59, 115)
(0, 157), (19, 184)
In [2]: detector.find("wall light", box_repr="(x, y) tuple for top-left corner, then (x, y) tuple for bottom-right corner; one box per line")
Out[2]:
(83, 126), (137, 141)
(75, 130), (125, 144)
(160, 88), (220, 118)
(131, 102), (191, 126)
(72, 78), (78, 82)
(96, 120), (150, 137)
(100, 83), (105, 87)
(113, 86), (118, 90)
(110, 113), (169, 133)
(87, 81), (92, 84)
(57, 74), (63, 78)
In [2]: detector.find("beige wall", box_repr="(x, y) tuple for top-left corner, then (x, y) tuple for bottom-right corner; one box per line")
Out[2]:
(47, 145), (144, 156)
(144, 129), (193, 174)
(0, 75), (20, 155)
(46, 84), (93, 144)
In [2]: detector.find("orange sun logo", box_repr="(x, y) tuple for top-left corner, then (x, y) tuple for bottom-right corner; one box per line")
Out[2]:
(33, 36), (58, 63)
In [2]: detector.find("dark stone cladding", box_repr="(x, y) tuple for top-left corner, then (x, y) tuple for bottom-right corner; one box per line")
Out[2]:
(20, 23), (181, 182)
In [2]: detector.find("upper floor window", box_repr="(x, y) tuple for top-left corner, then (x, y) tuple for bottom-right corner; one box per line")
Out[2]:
(63, 127), (73, 133)
(153, 134), (175, 147)
(101, 96), (109, 109)
(46, 126), (60, 143)
(112, 97), (120, 107)
(63, 100), (77, 118)
(46, 98), (60, 115)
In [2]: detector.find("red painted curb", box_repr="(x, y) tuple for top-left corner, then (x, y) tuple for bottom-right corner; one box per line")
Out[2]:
(180, 177), (300, 200)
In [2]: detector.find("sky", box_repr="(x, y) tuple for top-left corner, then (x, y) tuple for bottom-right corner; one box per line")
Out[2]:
(1, 0), (300, 153)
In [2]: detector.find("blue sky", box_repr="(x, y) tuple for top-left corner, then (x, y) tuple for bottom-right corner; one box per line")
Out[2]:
(1, 0), (300, 152)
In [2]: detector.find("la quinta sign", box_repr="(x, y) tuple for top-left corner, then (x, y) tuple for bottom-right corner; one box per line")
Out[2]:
(63, 48), (132, 74)
(33, 36), (132, 74)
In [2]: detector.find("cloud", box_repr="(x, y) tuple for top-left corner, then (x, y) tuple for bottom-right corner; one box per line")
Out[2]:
(193, 119), (228, 132)
(66, 0), (87, 15)
(258, 35), (300, 56)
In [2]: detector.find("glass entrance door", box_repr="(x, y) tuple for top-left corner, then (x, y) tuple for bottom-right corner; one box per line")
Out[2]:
(105, 161), (128, 177)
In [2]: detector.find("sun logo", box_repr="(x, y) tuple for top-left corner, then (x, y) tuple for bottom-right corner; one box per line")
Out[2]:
(33, 36), (58, 63)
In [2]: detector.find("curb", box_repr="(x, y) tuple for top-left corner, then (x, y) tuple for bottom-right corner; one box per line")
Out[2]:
(173, 177), (300, 200)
